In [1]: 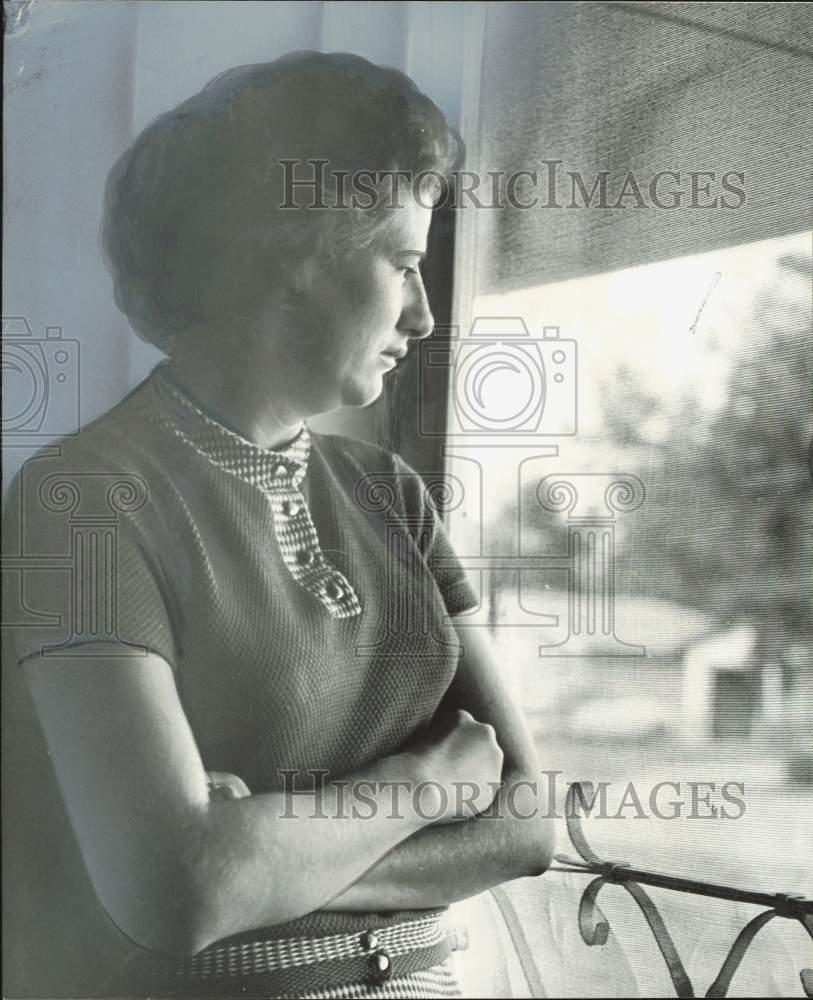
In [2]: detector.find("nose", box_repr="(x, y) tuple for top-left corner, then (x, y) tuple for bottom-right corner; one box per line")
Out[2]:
(399, 273), (434, 341)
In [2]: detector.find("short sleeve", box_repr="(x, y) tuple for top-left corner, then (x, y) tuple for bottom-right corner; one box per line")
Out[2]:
(2, 449), (178, 670)
(390, 453), (480, 618)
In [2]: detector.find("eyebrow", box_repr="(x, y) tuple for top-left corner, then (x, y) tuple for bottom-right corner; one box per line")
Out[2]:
(396, 249), (427, 260)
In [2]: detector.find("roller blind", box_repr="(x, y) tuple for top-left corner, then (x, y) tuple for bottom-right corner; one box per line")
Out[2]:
(471, 1), (813, 293)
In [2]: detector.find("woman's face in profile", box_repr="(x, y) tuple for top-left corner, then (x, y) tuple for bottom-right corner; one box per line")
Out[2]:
(247, 194), (436, 417)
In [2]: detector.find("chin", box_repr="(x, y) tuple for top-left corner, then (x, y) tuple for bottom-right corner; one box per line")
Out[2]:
(341, 374), (385, 409)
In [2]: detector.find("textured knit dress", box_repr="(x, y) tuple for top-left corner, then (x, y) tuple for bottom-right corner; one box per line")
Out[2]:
(2, 362), (480, 998)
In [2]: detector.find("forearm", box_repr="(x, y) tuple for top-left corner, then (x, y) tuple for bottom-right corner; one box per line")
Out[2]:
(325, 620), (558, 913)
(323, 768), (555, 911)
(173, 755), (429, 950)
(25, 647), (455, 956)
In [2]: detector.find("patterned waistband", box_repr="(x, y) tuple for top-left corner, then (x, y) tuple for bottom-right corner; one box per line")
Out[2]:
(165, 913), (464, 998)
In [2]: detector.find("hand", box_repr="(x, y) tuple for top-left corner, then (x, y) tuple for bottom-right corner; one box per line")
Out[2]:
(400, 709), (504, 823)
(206, 771), (251, 802)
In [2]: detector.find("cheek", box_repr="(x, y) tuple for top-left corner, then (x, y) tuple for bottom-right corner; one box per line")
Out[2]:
(317, 256), (403, 361)
(341, 251), (400, 307)
(366, 269), (404, 325)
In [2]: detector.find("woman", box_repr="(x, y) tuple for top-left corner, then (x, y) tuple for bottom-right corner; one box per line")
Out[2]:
(2, 52), (554, 998)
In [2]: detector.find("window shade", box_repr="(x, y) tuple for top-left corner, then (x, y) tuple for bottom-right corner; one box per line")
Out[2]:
(472, 1), (813, 293)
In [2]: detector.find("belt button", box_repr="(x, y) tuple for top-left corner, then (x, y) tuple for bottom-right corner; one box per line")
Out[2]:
(271, 463), (288, 479)
(452, 924), (470, 952)
(368, 948), (392, 982)
(324, 579), (343, 601)
(359, 929), (379, 952)
(280, 499), (300, 518)
(296, 548), (315, 567)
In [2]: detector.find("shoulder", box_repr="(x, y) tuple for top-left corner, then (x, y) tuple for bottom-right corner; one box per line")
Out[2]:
(65, 372), (165, 465)
(307, 430), (432, 489)
(3, 376), (166, 530)
(17, 371), (162, 470)
(308, 431), (434, 522)
(308, 430), (404, 474)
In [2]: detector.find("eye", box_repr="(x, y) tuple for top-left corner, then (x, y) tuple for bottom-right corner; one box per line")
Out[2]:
(393, 254), (425, 279)
(397, 262), (423, 280)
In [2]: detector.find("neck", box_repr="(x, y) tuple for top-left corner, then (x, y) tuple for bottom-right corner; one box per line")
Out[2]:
(164, 339), (305, 451)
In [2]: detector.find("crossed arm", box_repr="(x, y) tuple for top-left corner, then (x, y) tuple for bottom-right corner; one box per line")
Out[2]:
(22, 618), (554, 957)
(322, 622), (555, 911)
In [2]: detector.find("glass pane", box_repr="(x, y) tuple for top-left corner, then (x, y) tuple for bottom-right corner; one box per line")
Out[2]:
(447, 229), (812, 892)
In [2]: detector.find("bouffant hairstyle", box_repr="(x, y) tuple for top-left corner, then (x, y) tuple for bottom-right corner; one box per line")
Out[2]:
(99, 51), (461, 352)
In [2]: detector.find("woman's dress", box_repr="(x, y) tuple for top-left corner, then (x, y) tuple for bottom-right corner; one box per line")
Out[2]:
(2, 362), (479, 997)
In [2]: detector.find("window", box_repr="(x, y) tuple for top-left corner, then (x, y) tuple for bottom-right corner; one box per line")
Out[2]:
(447, 229), (812, 892)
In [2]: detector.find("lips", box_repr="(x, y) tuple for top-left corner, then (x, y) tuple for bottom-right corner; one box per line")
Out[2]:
(381, 346), (408, 360)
